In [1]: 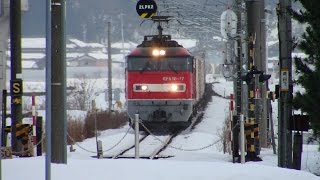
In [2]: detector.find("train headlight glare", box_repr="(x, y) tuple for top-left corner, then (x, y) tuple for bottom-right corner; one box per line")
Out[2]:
(152, 49), (166, 56)
(152, 49), (160, 56)
(141, 85), (148, 91)
(159, 50), (166, 55)
(171, 84), (178, 91)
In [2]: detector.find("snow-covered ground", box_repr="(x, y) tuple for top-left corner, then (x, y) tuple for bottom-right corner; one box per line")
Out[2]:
(2, 78), (320, 180)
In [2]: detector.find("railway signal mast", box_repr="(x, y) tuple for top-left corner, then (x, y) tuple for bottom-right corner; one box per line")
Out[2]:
(220, 8), (241, 162)
(226, 0), (270, 162)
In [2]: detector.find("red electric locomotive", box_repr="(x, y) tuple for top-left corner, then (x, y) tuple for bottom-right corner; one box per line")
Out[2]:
(126, 28), (205, 130)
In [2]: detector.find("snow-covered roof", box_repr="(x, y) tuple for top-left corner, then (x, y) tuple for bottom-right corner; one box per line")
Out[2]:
(112, 54), (125, 63)
(13, 38), (105, 50)
(67, 53), (85, 59)
(87, 42), (105, 48)
(69, 39), (104, 48)
(21, 38), (46, 48)
(68, 39), (89, 48)
(7, 60), (37, 68)
(112, 41), (138, 49)
(67, 43), (77, 49)
(88, 52), (108, 60)
(22, 53), (45, 59)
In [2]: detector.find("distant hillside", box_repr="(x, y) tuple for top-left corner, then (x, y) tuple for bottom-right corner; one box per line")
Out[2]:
(22, 0), (140, 42)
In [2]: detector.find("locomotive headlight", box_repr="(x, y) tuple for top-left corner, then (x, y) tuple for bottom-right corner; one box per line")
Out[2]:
(170, 84), (185, 92)
(152, 49), (160, 56)
(152, 49), (166, 56)
(171, 84), (178, 91)
(141, 85), (148, 91)
(135, 85), (148, 91)
(159, 50), (166, 56)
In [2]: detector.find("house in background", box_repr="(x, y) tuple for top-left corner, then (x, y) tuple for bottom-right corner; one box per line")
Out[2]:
(6, 38), (131, 69)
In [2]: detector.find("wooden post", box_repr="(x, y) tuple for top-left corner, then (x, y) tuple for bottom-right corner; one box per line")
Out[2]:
(292, 132), (302, 170)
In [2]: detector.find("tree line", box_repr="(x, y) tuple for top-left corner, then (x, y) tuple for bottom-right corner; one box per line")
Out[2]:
(292, 0), (320, 145)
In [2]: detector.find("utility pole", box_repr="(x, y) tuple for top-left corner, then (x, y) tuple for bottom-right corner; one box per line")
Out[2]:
(235, 0), (242, 117)
(0, 0), (9, 117)
(0, 0), (9, 178)
(245, 0), (263, 161)
(51, 0), (67, 163)
(231, 0), (243, 162)
(10, 0), (23, 154)
(259, 0), (268, 149)
(0, 0), (9, 146)
(108, 22), (112, 111)
(45, 0), (52, 178)
(120, 10), (125, 58)
(277, 0), (293, 168)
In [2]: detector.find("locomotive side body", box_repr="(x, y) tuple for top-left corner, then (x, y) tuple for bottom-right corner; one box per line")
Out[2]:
(126, 40), (205, 128)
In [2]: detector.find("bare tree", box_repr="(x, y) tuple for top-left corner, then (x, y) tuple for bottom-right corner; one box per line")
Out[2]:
(67, 74), (97, 111)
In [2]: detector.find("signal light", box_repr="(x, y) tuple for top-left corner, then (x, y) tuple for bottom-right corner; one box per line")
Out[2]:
(241, 72), (254, 84)
(242, 67), (271, 84)
(242, 66), (261, 84)
(251, 66), (262, 75)
(259, 73), (271, 82)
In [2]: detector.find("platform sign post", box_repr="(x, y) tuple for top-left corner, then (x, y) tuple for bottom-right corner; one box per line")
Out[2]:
(280, 69), (289, 91)
(136, 0), (157, 19)
(134, 114), (139, 159)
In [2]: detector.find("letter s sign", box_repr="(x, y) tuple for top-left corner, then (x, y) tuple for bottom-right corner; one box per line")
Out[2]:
(12, 83), (21, 94)
(10, 79), (23, 96)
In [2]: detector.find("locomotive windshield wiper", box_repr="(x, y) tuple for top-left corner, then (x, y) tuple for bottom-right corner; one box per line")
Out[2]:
(168, 63), (178, 74)
(140, 62), (151, 73)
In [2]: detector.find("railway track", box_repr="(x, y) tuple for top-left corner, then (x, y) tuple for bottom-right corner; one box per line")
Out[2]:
(108, 110), (204, 159)
(103, 86), (210, 159)
(88, 84), (214, 160)
(109, 133), (178, 159)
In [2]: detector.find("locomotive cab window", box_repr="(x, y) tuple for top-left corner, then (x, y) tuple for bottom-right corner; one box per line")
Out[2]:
(127, 57), (193, 72)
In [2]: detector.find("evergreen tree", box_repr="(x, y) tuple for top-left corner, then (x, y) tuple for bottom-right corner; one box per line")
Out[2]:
(292, 0), (320, 143)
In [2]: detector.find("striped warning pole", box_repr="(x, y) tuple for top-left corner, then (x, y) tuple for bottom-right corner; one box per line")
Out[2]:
(32, 95), (36, 156)
(245, 33), (261, 161)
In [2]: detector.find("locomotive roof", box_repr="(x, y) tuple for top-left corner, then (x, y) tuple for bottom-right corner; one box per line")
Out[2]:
(128, 47), (191, 57)
(138, 35), (181, 47)
(128, 35), (191, 57)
